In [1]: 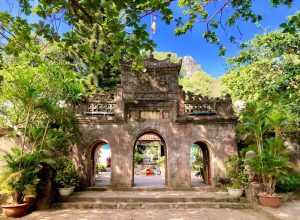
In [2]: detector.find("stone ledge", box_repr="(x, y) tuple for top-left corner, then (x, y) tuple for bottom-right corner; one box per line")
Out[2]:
(52, 201), (251, 210)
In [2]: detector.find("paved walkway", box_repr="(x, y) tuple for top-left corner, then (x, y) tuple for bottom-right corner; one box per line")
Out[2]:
(256, 199), (300, 220)
(95, 172), (209, 187)
(20, 208), (267, 220)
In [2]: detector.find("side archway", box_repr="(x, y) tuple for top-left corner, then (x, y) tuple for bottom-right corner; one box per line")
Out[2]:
(87, 140), (112, 186)
(190, 141), (212, 186)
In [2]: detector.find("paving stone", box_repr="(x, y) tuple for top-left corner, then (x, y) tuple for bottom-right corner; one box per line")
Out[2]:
(20, 208), (268, 220)
(254, 200), (300, 220)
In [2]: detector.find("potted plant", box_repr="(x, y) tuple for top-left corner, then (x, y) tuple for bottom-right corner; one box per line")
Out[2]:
(54, 156), (78, 197)
(248, 137), (292, 208)
(0, 147), (53, 218)
(225, 156), (248, 198)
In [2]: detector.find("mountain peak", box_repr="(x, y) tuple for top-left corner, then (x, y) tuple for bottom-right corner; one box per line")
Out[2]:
(181, 56), (201, 78)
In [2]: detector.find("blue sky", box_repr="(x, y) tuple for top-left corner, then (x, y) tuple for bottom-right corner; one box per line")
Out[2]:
(1, 0), (299, 78)
(98, 144), (111, 164)
(145, 0), (299, 77)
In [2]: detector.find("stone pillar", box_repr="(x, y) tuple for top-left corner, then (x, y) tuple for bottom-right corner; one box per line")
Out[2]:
(115, 84), (124, 120)
(244, 150), (262, 203)
(168, 140), (191, 188)
(35, 164), (54, 210)
(177, 86), (185, 117)
(111, 146), (132, 188)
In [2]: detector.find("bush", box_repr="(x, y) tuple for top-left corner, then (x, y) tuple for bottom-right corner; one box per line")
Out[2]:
(191, 146), (203, 172)
(225, 156), (248, 188)
(96, 163), (106, 172)
(134, 153), (144, 164)
(0, 147), (54, 204)
(54, 156), (78, 187)
(156, 156), (165, 168)
(276, 173), (300, 193)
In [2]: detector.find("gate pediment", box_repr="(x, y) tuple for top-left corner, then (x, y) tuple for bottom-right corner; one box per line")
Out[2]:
(75, 54), (237, 124)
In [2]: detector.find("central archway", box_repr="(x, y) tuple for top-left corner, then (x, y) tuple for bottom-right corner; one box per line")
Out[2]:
(132, 131), (167, 187)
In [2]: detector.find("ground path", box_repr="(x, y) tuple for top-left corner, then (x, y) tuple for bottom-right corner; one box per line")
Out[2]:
(21, 208), (267, 220)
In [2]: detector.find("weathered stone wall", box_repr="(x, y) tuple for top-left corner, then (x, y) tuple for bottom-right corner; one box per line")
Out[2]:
(73, 56), (238, 188)
(0, 138), (17, 211)
(72, 120), (237, 188)
(0, 137), (20, 167)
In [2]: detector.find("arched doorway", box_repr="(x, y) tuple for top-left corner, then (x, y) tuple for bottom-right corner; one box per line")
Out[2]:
(90, 142), (111, 186)
(132, 132), (167, 187)
(190, 142), (211, 186)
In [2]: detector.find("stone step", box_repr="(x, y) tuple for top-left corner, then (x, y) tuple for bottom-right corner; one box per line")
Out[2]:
(53, 191), (250, 210)
(55, 191), (243, 204)
(83, 186), (226, 192)
(52, 201), (251, 209)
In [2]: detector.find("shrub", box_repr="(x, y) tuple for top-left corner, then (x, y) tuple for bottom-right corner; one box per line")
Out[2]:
(276, 173), (300, 193)
(225, 156), (248, 189)
(134, 153), (144, 164)
(96, 163), (106, 172)
(0, 147), (54, 204)
(54, 156), (78, 187)
(248, 138), (292, 195)
(156, 156), (165, 168)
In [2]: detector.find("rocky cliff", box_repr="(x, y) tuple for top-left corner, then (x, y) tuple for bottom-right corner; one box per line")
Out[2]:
(181, 56), (201, 78)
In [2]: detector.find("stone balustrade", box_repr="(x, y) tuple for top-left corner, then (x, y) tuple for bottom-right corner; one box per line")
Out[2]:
(183, 92), (233, 117)
(85, 102), (116, 115)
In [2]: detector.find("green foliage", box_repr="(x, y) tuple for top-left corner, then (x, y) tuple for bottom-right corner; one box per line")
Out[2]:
(175, 0), (294, 54)
(146, 142), (160, 158)
(276, 172), (300, 193)
(0, 0), (174, 74)
(156, 156), (165, 168)
(248, 137), (293, 195)
(191, 145), (203, 172)
(0, 51), (83, 152)
(0, 147), (54, 204)
(180, 72), (227, 97)
(96, 163), (107, 173)
(237, 101), (298, 153)
(134, 153), (144, 164)
(225, 156), (248, 189)
(223, 31), (300, 115)
(43, 129), (71, 151)
(54, 156), (79, 188)
(237, 100), (297, 195)
(280, 11), (300, 34)
(0, 0), (297, 69)
(153, 51), (182, 63)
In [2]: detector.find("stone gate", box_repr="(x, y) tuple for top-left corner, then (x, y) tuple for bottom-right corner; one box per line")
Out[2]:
(73, 54), (238, 188)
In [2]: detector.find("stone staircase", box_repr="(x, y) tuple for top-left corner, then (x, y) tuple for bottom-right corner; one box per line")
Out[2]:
(52, 187), (250, 210)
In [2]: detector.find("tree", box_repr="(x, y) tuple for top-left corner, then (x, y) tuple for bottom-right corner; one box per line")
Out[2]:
(238, 101), (295, 195)
(180, 71), (227, 97)
(0, 0), (297, 64)
(0, 51), (84, 153)
(153, 51), (182, 63)
(222, 31), (300, 114)
(175, 0), (297, 55)
(0, 0), (173, 68)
